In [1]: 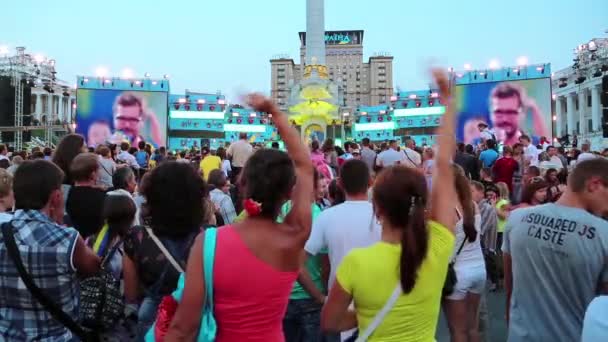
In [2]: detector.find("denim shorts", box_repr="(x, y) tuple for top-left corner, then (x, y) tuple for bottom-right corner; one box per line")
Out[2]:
(445, 265), (487, 300)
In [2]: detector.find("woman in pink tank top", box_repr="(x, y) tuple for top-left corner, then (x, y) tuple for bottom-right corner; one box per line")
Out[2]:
(165, 94), (314, 341)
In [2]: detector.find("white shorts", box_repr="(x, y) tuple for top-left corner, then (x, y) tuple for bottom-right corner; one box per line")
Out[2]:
(445, 265), (487, 300)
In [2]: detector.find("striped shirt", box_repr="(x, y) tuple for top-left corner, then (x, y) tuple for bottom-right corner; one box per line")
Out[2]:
(0, 210), (80, 341)
(478, 200), (498, 252)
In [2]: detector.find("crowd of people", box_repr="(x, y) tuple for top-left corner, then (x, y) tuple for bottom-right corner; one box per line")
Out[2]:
(0, 69), (606, 342)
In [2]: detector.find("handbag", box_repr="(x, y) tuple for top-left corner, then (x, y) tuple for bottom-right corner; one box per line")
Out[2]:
(442, 237), (467, 297)
(355, 283), (402, 342)
(79, 238), (125, 330)
(145, 227), (218, 342)
(1, 222), (96, 342)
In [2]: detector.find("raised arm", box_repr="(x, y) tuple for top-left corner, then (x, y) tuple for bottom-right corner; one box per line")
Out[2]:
(248, 94), (314, 241)
(429, 69), (458, 232)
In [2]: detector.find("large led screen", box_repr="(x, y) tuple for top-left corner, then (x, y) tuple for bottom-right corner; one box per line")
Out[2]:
(453, 78), (552, 146)
(76, 89), (168, 148)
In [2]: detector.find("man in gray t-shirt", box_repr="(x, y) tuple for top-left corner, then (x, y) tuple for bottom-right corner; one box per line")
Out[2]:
(359, 138), (377, 173)
(502, 158), (608, 342)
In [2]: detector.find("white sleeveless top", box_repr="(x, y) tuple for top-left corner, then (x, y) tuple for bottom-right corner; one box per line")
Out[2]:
(451, 213), (485, 270)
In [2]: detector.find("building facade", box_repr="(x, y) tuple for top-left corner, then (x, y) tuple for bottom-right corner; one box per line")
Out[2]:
(552, 36), (607, 150)
(270, 30), (393, 112)
(30, 85), (75, 125)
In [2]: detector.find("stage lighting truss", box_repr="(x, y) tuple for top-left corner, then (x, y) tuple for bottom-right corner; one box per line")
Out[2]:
(0, 46), (65, 150)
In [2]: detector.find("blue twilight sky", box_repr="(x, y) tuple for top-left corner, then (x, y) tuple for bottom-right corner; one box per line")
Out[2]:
(1, 0), (606, 102)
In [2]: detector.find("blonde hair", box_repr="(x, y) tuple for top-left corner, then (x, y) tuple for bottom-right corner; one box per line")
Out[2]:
(0, 169), (13, 198)
(496, 182), (510, 200)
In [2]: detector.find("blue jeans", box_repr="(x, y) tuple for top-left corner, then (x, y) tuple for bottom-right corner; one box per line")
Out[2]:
(136, 296), (162, 342)
(283, 299), (324, 342)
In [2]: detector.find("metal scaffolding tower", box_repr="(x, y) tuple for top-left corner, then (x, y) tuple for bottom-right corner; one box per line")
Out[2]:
(0, 46), (60, 150)
(13, 70), (23, 150)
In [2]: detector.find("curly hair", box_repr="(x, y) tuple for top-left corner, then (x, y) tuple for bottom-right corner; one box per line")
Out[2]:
(143, 161), (206, 236)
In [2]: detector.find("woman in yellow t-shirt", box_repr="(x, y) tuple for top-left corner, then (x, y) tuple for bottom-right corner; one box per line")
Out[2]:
(321, 70), (458, 341)
(494, 182), (511, 249)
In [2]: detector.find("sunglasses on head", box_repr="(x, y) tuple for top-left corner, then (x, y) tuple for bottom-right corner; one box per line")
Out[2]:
(529, 177), (545, 184)
(115, 115), (142, 123)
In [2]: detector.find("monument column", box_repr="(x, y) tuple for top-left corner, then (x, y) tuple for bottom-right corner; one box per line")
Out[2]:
(306, 0), (325, 65)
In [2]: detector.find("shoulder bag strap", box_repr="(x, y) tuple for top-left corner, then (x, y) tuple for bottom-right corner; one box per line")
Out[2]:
(453, 208), (468, 258)
(403, 149), (420, 168)
(98, 160), (112, 177)
(0, 222), (90, 341)
(101, 239), (123, 268)
(145, 227), (184, 273)
(203, 228), (218, 309)
(452, 208), (467, 263)
(356, 284), (402, 342)
(455, 236), (467, 256)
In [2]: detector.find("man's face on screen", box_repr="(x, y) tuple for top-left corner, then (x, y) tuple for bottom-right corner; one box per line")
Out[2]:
(491, 96), (521, 137)
(114, 104), (142, 137)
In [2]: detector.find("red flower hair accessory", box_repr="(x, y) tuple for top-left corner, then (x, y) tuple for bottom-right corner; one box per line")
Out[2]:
(244, 198), (262, 216)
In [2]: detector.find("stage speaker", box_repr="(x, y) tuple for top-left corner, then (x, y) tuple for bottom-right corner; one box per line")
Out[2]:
(0, 76), (13, 127)
(602, 109), (608, 138)
(0, 132), (14, 142)
(0, 78), (33, 127)
(22, 79), (32, 126)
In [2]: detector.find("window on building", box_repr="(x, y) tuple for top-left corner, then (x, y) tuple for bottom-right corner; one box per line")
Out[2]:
(41, 95), (48, 114)
(278, 81), (285, 86)
(575, 99), (579, 110)
(576, 121), (580, 134)
(54, 96), (59, 116)
(587, 95), (592, 107)
(62, 98), (68, 118)
(31, 94), (37, 114)
(277, 75), (285, 79)
(588, 119), (593, 132)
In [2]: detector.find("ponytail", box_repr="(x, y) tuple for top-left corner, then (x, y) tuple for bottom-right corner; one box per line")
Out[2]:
(372, 166), (429, 294)
(400, 197), (429, 294)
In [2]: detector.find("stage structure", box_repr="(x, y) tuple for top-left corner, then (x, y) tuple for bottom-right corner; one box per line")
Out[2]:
(287, 0), (342, 142)
(168, 92), (227, 151)
(0, 47), (64, 150)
